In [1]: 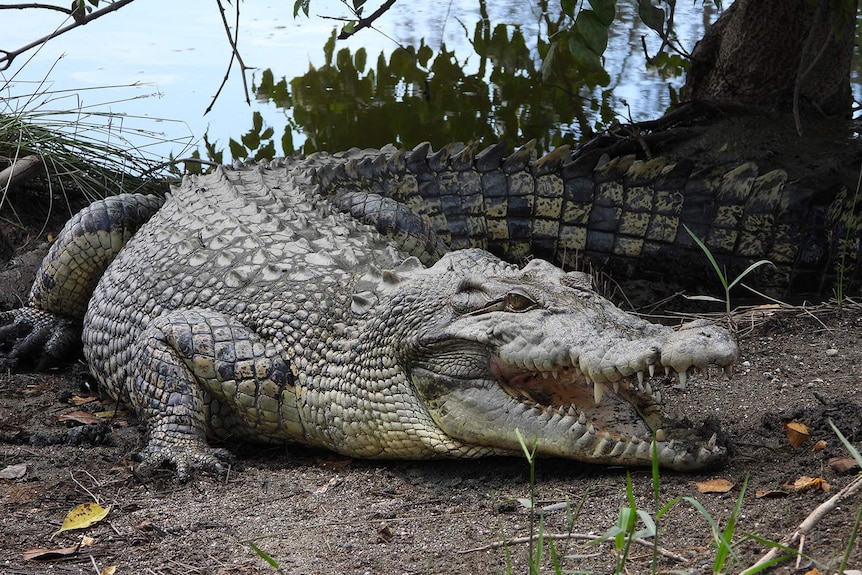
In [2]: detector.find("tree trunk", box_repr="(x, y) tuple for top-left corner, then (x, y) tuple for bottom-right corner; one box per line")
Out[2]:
(683, 0), (857, 118)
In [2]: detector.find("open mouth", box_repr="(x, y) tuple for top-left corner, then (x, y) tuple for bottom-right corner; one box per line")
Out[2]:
(488, 354), (725, 468)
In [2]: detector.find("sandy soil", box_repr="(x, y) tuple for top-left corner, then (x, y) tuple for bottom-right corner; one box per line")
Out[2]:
(1, 229), (862, 575)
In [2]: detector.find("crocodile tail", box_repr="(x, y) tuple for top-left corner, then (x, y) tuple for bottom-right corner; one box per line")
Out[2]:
(29, 193), (164, 318)
(312, 142), (860, 296)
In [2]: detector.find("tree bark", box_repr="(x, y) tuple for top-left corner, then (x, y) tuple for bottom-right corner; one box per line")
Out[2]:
(683, 0), (857, 118)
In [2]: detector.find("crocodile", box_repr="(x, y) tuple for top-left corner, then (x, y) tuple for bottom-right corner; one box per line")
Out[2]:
(0, 144), (741, 479)
(315, 138), (860, 297)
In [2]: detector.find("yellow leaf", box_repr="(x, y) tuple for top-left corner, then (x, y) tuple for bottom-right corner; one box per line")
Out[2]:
(783, 476), (830, 493)
(100, 566), (117, 575)
(53, 502), (112, 537)
(812, 439), (827, 452)
(783, 421), (810, 447)
(694, 478), (735, 493)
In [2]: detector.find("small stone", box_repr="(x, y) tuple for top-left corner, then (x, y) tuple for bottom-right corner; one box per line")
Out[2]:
(825, 348), (839, 356)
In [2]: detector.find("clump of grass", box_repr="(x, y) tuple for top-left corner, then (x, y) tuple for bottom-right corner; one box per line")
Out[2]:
(0, 74), (196, 228)
(682, 224), (773, 316)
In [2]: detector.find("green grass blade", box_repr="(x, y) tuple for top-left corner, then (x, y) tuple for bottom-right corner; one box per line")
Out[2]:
(726, 259), (774, 291)
(248, 542), (285, 574)
(829, 418), (862, 465)
(683, 224), (728, 290)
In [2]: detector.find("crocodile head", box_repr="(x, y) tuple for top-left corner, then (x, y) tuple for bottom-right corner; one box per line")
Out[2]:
(390, 250), (739, 470)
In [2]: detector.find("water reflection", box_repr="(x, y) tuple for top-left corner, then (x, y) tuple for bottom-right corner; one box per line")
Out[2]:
(233, 1), (713, 160)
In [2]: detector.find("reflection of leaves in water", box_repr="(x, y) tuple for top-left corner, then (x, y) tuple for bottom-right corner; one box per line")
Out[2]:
(246, 19), (617, 159)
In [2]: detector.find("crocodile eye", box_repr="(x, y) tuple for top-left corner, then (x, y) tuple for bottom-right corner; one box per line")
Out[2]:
(504, 290), (536, 312)
(452, 278), (492, 314)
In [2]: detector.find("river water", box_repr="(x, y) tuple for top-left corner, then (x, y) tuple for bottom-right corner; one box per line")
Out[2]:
(1, 1), (735, 163)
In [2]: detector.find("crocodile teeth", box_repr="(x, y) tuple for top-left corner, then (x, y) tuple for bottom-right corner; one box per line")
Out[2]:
(707, 433), (717, 450)
(653, 390), (662, 404)
(578, 411), (587, 425)
(648, 364), (655, 377)
(637, 371), (645, 385)
(612, 381), (619, 394)
(664, 366), (671, 376)
(593, 381), (605, 405)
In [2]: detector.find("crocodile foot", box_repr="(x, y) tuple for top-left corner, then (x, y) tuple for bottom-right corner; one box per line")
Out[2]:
(0, 308), (80, 370)
(133, 441), (236, 483)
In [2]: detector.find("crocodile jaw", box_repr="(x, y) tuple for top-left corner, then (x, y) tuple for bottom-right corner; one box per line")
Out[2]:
(410, 318), (737, 471)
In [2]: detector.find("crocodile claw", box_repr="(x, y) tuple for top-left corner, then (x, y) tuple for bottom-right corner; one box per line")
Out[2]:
(133, 443), (236, 483)
(0, 308), (80, 370)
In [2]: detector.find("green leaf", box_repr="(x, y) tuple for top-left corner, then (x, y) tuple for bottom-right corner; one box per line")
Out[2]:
(255, 141), (276, 162)
(589, 0), (617, 26)
(575, 10), (609, 55)
(637, 0), (665, 34)
(292, 0), (310, 18)
(228, 138), (246, 160)
(541, 41), (558, 82)
(261, 127), (274, 140)
(354, 47), (367, 73)
(241, 129), (260, 152)
(561, 0), (577, 17)
(417, 43), (433, 68)
(252, 111), (263, 132)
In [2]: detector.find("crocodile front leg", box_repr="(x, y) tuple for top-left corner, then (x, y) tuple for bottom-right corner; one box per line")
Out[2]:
(129, 308), (301, 480)
(0, 193), (163, 369)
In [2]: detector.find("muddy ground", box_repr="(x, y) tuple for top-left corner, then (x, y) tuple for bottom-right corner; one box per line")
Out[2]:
(1, 225), (862, 575)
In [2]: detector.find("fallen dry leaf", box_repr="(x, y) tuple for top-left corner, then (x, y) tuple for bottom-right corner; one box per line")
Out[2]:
(0, 463), (27, 479)
(783, 421), (810, 447)
(70, 394), (98, 406)
(812, 439), (827, 452)
(803, 568), (821, 575)
(100, 566), (117, 575)
(755, 489), (787, 499)
(53, 502), (112, 537)
(694, 478), (735, 493)
(828, 457), (861, 473)
(783, 476), (830, 493)
(23, 544), (80, 560)
(57, 410), (101, 425)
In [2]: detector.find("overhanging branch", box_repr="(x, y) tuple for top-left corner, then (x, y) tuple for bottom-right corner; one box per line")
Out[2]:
(0, 0), (139, 72)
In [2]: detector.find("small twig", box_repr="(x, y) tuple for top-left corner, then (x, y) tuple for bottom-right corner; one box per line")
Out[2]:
(69, 470), (101, 504)
(0, 3), (72, 14)
(458, 532), (687, 562)
(336, 0), (398, 40)
(0, 0), (138, 72)
(740, 474), (862, 574)
(206, 0), (251, 115)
